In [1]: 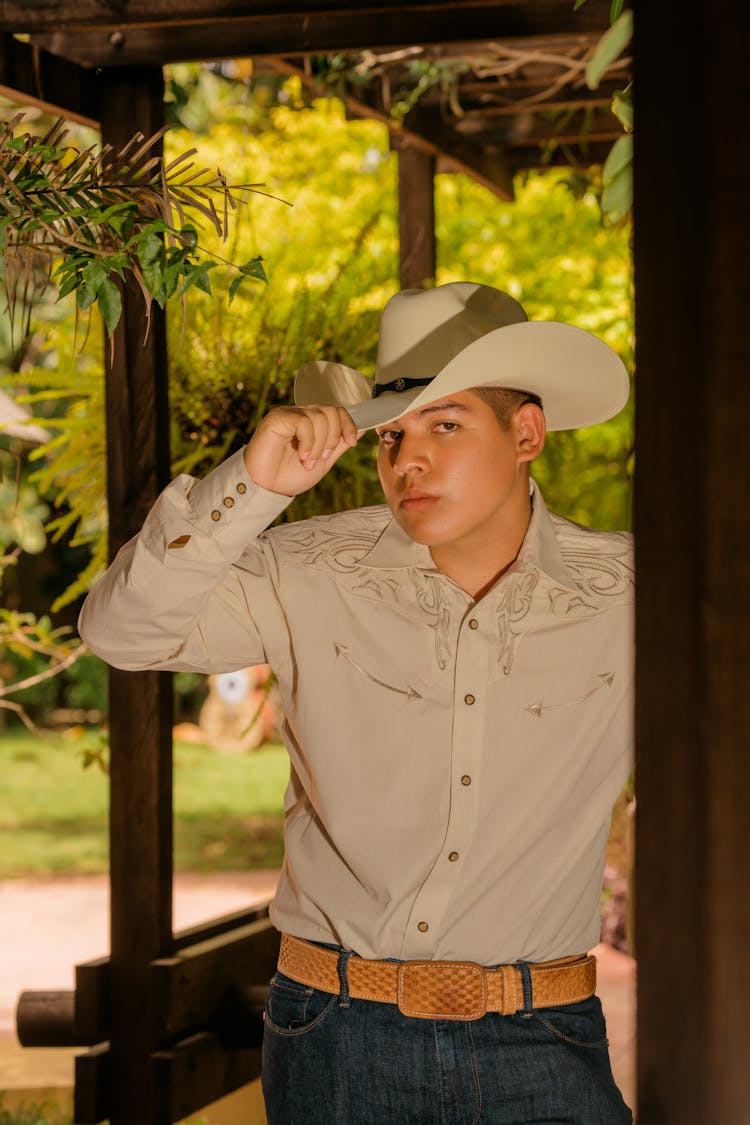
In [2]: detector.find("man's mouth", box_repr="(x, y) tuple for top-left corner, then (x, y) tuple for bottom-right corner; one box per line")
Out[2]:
(400, 491), (438, 510)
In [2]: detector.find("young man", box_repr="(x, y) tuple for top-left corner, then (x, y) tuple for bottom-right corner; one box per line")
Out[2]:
(79, 282), (634, 1124)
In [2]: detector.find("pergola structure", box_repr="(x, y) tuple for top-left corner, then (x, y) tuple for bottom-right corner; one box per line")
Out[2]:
(2, 3), (750, 1124)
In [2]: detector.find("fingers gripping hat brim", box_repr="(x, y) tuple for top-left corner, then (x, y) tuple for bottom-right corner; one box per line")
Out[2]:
(294, 321), (629, 432)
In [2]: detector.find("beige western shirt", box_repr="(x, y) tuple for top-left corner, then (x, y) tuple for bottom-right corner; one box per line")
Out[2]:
(79, 448), (634, 967)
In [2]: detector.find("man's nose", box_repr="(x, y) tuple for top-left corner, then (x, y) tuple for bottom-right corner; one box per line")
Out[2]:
(392, 435), (428, 476)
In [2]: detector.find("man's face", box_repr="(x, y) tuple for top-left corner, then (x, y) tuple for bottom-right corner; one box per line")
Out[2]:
(376, 390), (535, 553)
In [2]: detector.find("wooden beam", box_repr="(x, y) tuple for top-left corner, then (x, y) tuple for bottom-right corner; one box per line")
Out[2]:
(400, 105), (515, 199)
(396, 139), (436, 289)
(449, 81), (623, 118)
(25, 2), (612, 69)
(502, 139), (614, 169)
(0, 34), (98, 125)
(151, 916), (280, 1038)
(99, 65), (174, 1125)
(501, 112), (622, 147)
(75, 1043), (111, 1125)
(3, 0), (613, 36)
(153, 1033), (263, 1122)
(633, 1), (750, 1122)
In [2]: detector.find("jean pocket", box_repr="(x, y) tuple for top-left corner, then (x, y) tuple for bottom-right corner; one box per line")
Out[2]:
(264, 971), (337, 1038)
(525, 995), (610, 1049)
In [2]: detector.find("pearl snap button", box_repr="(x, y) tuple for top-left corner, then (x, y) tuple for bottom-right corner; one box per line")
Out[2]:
(210, 510), (221, 521)
(461, 775), (472, 787)
(448, 851), (459, 862)
(223, 496), (235, 508)
(464, 693), (476, 705)
(469, 619), (479, 629)
(237, 482), (247, 494)
(417, 921), (429, 933)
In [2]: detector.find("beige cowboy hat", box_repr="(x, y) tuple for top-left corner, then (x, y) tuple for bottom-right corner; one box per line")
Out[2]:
(294, 281), (629, 431)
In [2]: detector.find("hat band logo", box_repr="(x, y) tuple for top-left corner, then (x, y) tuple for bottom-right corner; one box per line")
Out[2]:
(372, 376), (433, 399)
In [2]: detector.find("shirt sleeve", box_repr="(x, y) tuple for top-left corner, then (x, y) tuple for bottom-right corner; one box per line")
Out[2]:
(77, 448), (292, 673)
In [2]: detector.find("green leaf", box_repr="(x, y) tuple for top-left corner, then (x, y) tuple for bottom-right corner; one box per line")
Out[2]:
(181, 261), (216, 295)
(82, 259), (108, 297)
(228, 257), (267, 303)
(585, 10), (633, 89)
(228, 274), (245, 304)
(137, 229), (165, 266)
(178, 225), (199, 251)
(238, 256), (268, 283)
(142, 260), (165, 302)
(611, 87), (633, 131)
(162, 261), (183, 300)
(56, 272), (81, 300)
(602, 133), (633, 184)
(97, 278), (122, 335)
(76, 282), (97, 312)
(601, 164), (632, 223)
(610, 0), (625, 22)
(194, 270), (213, 295)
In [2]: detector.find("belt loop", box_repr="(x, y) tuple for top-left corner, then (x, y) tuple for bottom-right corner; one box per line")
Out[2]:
(514, 961), (534, 1018)
(337, 949), (354, 1008)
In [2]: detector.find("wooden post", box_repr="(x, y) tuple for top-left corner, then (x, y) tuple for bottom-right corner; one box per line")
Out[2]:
(396, 138), (436, 289)
(633, 2), (750, 1122)
(99, 66), (174, 1125)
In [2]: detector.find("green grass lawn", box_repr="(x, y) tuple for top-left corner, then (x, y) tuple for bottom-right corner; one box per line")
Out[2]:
(0, 729), (289, 878)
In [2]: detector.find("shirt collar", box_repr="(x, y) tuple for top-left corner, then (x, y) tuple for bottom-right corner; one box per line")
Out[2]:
(515, 479), (579, 591)
(359, 479), (579, 591)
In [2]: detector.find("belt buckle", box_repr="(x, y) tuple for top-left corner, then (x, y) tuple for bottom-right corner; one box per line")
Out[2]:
(397, 960), (488, 1021)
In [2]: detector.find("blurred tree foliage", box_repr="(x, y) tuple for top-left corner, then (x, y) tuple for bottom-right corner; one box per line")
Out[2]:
(5, 73), (632, 625)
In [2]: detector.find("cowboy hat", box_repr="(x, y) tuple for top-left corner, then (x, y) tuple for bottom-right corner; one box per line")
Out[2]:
(293, 281), (629, 431)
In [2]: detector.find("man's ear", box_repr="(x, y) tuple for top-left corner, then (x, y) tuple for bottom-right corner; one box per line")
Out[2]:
(514, 402), (546, 464)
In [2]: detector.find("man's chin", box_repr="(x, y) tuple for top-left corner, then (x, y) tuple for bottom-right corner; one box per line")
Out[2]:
(392, 511), (443, 547)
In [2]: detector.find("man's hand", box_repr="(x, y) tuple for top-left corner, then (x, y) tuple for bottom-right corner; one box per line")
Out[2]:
(243, 405), (361, 496)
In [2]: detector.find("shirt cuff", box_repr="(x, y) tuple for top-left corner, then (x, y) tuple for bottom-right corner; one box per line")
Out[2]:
(189, 447), (292, 547)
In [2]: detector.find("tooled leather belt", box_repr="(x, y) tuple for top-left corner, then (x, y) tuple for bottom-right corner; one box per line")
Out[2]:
(277, 933), (597, 1022)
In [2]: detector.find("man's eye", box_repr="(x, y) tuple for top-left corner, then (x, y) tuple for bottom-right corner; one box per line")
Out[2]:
(378, 429), (402, 444)
(434, 421), (459, 432)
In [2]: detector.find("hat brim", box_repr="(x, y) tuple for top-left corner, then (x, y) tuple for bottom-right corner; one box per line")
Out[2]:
(295, 321), (629, 432)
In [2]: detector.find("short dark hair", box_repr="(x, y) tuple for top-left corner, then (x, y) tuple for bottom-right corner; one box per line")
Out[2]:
(471, 386), (543, 431)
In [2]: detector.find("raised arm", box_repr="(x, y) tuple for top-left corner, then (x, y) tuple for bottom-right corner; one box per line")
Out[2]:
(78, 405), (360, 673)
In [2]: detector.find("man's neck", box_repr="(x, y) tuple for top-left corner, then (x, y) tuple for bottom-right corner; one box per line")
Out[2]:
(430, 489), (533, 601)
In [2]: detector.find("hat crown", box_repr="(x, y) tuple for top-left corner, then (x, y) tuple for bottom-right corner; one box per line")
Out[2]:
(376, 282), (527, 383)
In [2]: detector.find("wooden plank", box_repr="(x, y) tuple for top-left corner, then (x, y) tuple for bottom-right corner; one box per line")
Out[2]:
(0, 34), (98, 125)
(496, 105), (621, 147)
(396, 141), (436, 289)
(3, 0), (613, 35)
(99, 65), (174, 1125)
(152, 916), (280, 1038)
(74, 1044), (111, 1125)
(633, 1), (750, 1122)
(172, 899), (272, 951)
(501, 139), (613, 169)
(75, 957), (111, 1046)
(451, 82), (623, 116)
(153, 1033), (263, 1122)
(25, 3), (612, 68)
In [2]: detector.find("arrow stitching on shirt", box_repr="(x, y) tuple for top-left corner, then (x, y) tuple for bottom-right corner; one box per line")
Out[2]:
(334, 643), (422, 701)
(526, 672), (615, 717)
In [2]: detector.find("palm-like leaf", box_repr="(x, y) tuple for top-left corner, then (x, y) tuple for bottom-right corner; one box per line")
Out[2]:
(0, 113), (274, 337)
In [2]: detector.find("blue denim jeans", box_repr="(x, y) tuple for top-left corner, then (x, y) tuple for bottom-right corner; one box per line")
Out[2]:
(261, 953), (633, 1124)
